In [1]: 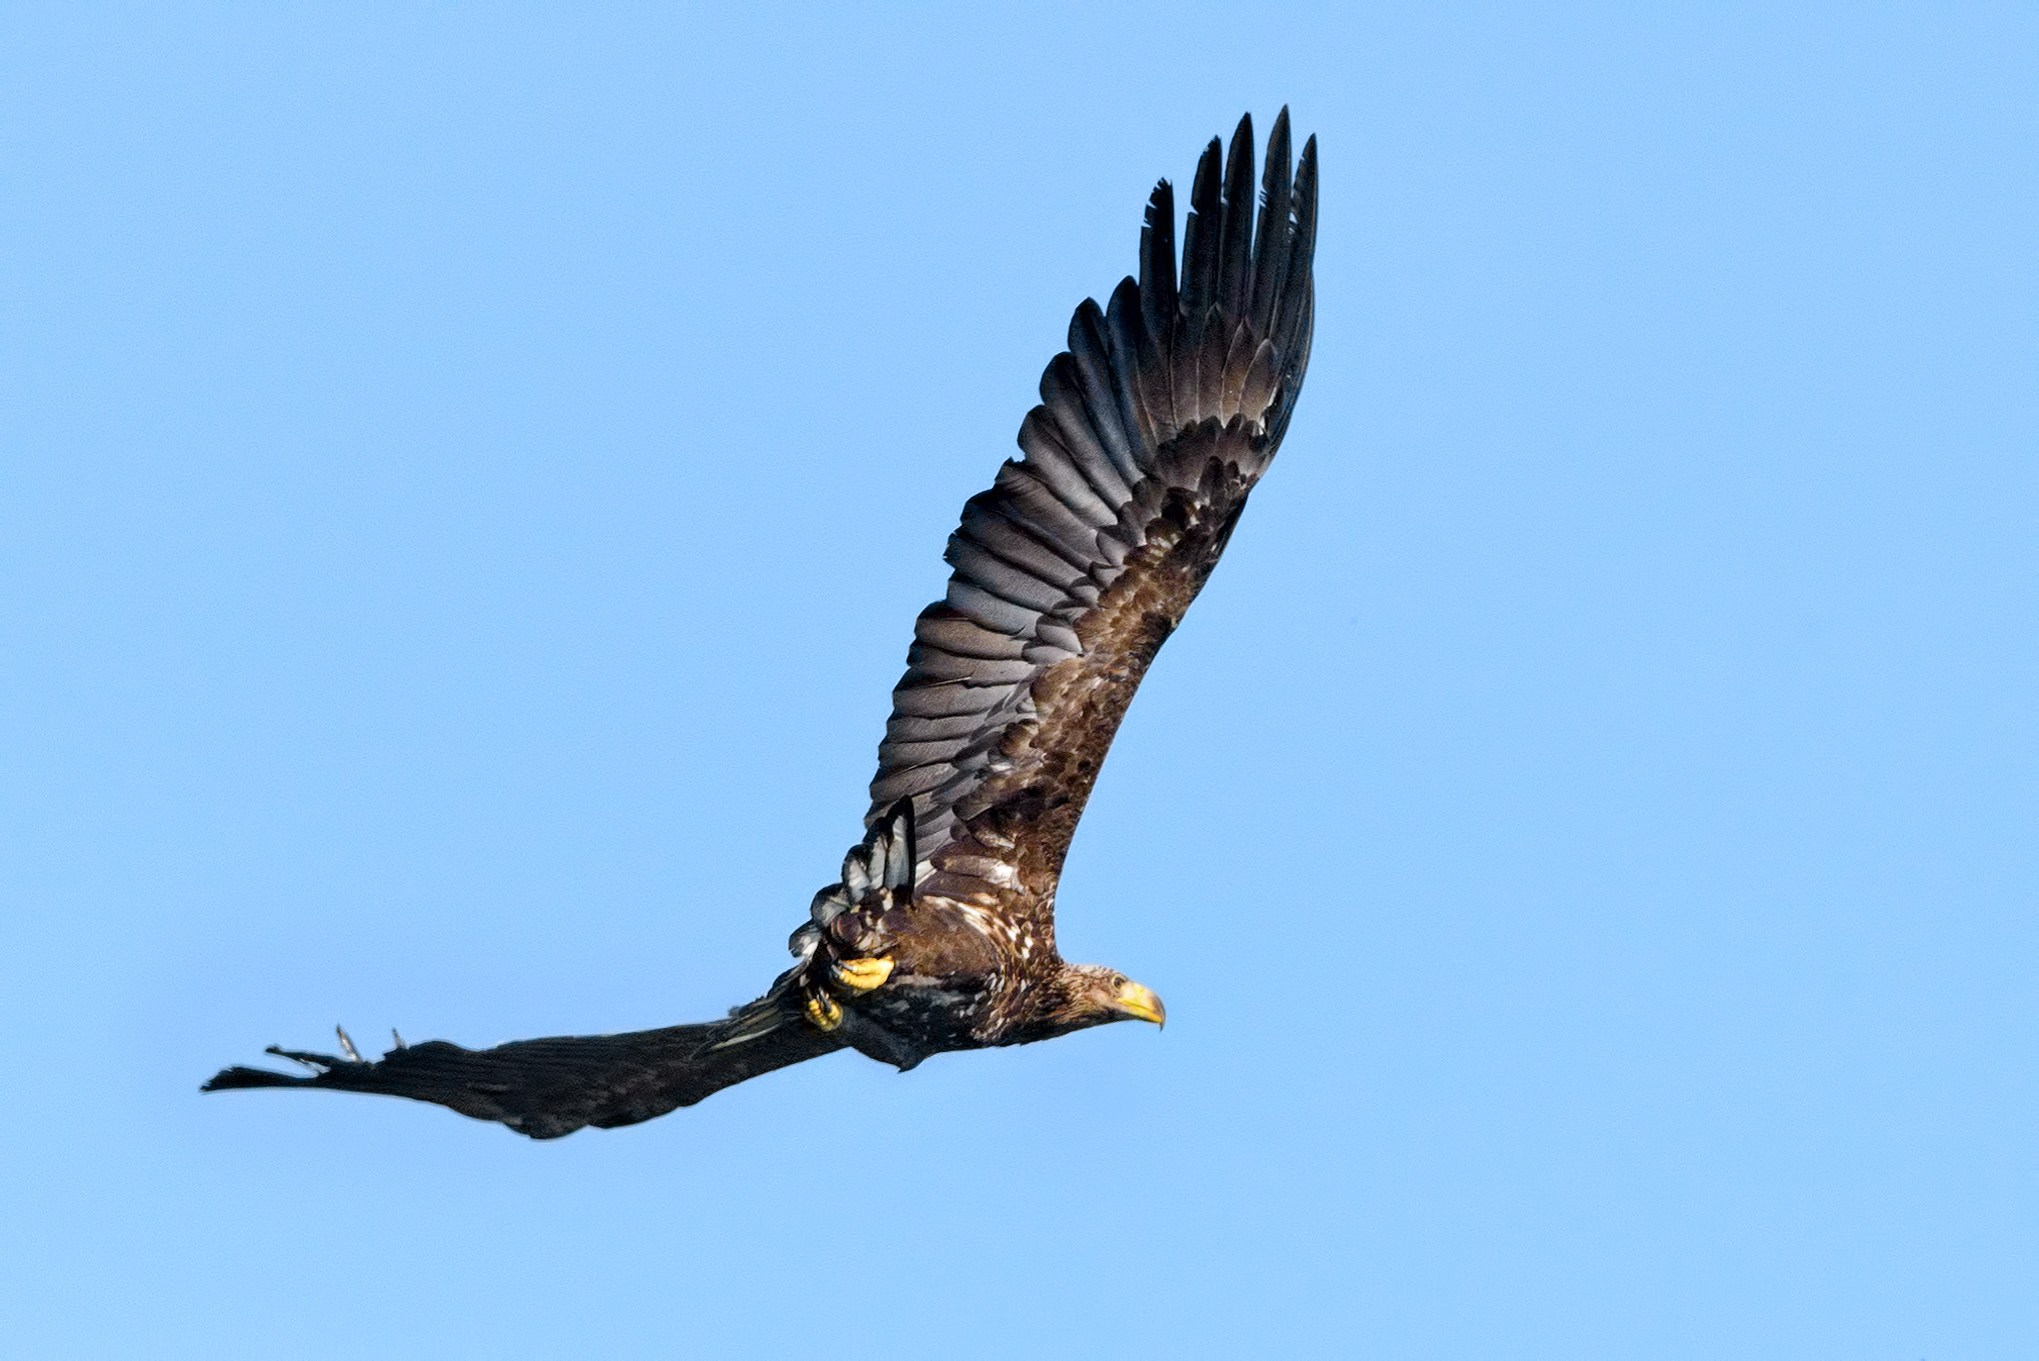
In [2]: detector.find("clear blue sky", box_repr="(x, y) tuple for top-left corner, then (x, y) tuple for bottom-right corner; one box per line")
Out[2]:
(7, 3), (2033, 1357)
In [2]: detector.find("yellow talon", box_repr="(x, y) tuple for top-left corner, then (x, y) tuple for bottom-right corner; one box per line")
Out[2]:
(803, 990), (844, 1031)
(831, 956), (895, 994)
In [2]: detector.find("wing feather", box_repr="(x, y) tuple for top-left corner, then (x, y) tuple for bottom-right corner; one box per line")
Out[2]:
(1104, 278), (1159, 447)
(885, 709), (992, 742)
(858, 112), (1318, 931)
(1067, 300), (1148, 486)
(1040, 356), (1135, 506)
(891, 682), (1002, 718)
(945, 578), (1039, 638)
(1178, 135), (1224, 350)
(946, 536), (1070, 612)
(1015, 410), (1119, 526)
(201, 1007), (845, 1140)
(960, 495), (1094, 579)
(1217, 117), (1256, 319)
(1249, 109), (1294, 337)
(915, 605), (1028, 659)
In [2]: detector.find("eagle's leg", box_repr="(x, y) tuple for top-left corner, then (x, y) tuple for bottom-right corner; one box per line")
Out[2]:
(803, 990), (845, 1031)
(829, 956), (894, 994)
(799, 956), (893, 1032)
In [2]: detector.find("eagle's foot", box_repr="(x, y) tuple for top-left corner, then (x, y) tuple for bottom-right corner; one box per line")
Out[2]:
(803, 989), (844, 1032)
(829, 956), (894, 995)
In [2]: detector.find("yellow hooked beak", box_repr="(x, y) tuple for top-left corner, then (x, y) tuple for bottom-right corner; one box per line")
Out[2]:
(1111, 980), (1167, 1028)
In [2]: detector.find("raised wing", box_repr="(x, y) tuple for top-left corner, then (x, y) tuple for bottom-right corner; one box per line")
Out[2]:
(866, 111), (1317, 935)
(201, 1001), (845, 1139)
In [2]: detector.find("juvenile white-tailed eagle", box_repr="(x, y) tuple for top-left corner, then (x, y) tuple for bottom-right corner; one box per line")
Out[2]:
(205, 111), (1317, 1138)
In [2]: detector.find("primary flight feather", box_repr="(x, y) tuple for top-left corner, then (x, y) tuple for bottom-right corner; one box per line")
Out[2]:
(204, 110), (1318, 1138)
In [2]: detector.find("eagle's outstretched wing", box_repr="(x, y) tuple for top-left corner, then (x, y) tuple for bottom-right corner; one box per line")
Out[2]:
(867, 110), (1316, 937)
(201, 1005), (844, 1139)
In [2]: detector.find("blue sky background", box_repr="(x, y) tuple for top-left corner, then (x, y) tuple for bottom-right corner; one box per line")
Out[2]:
(6, 3), (2033, 1356)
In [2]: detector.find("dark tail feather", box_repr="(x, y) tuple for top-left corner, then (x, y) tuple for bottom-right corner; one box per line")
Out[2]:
(202, 1008), (845, 1139)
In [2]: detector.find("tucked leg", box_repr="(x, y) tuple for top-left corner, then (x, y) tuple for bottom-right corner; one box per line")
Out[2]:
(829, 956), (894, 995)
(802, 989), (844, 1031)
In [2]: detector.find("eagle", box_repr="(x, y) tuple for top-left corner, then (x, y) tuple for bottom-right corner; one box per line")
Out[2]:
(204, 111), (1318, 1139)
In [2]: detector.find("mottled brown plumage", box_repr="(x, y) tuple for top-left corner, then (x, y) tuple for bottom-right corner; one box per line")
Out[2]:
(203, 111), (1318, 1138)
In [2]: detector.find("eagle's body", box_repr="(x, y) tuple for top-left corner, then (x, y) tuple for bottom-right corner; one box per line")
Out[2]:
(205, 112), (1318, 1138)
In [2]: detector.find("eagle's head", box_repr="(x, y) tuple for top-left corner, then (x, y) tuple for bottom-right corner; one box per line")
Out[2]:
(1020, 963), (1166, 1041)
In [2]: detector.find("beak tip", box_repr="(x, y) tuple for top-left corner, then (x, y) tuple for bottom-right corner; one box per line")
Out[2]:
(1113, 982), (1166, 1028)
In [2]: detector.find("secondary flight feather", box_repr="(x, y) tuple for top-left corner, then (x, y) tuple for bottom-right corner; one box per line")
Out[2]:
(204, 111), (1318, 1138)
